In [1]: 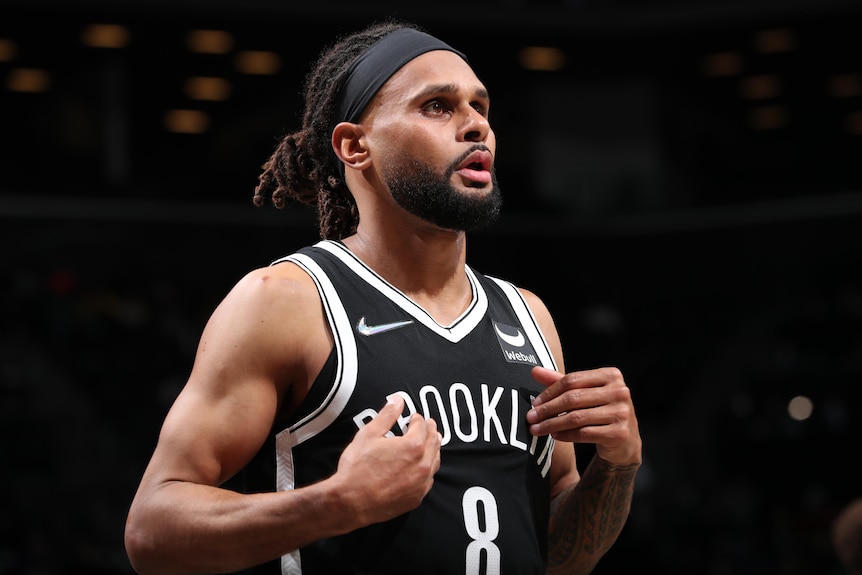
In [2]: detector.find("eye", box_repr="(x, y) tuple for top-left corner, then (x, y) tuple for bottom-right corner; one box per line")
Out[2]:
(422, 99), (451, 116)
(471, 101), (489, 118)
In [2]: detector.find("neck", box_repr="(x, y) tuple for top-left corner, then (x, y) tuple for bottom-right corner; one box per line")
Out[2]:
(341, 226), (472, 325)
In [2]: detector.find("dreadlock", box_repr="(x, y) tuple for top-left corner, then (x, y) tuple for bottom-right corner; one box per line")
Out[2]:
(253, 19), (418, 240)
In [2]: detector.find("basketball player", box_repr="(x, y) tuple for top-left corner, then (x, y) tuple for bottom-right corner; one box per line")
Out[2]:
(124, 20), (643, 575)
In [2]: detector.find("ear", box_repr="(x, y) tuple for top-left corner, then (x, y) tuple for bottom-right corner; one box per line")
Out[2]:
(331, 122), (371, 172)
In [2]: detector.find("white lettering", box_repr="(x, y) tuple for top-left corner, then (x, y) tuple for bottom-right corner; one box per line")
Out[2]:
(528, 394), (540, 455)
(508, 388), (527, 451)
(542, 440), (555, 477)
(481, 384), (506, 444)
(537, 435), (555, 478)
(391, 391), (417, 434)
(504, 350), (537, 365)
(352, 383), (552, 473)
(353, 408), (396, 438)
(420, 385), (452, 446)
(450, 383), (478, 442)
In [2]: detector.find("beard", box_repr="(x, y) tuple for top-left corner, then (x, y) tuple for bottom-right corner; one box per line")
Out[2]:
(382, 147), (502, 232)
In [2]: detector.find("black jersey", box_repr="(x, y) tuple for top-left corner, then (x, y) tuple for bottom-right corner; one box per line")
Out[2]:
(243, 240), (559, 575)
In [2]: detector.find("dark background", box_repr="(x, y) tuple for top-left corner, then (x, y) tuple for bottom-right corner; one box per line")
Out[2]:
(2, 0), (861, 573)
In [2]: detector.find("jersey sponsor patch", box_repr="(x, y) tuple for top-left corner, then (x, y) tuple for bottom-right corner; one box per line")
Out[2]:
(492, 320), (539, 365)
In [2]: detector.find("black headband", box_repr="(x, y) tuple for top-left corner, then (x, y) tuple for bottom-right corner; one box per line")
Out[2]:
(333, 27), (468, 129)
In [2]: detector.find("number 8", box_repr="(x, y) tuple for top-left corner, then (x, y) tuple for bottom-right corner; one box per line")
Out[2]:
(462, 486), (501, 575)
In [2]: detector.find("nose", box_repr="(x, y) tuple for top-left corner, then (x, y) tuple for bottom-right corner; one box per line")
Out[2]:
(460, 107), (490, 143)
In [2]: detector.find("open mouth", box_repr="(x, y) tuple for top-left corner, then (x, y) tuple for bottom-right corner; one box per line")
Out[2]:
(457, 150), (492, 173)
(455, 150), (493, 186)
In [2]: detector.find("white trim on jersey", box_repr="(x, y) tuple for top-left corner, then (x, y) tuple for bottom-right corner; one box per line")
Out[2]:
(274, 251), (362, 574)
(486, 276), (558, 372)
(316, 240), (488, 343)
(487, 275), (559, 478)
(274, 445), (302, 575)
(276, 252), (359, 447)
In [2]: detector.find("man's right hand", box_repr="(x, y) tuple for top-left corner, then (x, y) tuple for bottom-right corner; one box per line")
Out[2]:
(335, 394), (441, 526)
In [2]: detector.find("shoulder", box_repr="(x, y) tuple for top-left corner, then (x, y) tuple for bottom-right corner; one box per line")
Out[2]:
(239, 258), (316, 295)
(223, 257), (322, 315)
(223, 259), (324, 339)
(199, 258), (329, 374)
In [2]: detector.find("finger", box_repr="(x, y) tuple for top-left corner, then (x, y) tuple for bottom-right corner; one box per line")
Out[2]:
(530, 366), (566, 409)
(420, 417), (443, 473)
(423, 416), (442, 448)
(528, 382), (617, 426)
(361, 394), (407, 437)
(530, 365), (562, 388)
(404, 414), (442, 457)
(530, 403), (610, 432)
(402, 412), (429, 438)
(531, 367), (619, 407)
(406, 414), (443, 456)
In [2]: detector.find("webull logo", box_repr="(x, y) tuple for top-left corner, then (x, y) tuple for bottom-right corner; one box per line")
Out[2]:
(493, 321), (538, 366)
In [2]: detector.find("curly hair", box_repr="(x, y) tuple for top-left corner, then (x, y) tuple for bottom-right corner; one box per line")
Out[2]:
(253, 19), (418, 240)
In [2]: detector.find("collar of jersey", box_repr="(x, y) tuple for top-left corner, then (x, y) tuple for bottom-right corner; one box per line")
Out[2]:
(318, 240), (487, 343)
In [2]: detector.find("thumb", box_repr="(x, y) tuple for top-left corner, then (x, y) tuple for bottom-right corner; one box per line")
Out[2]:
(360, 394), (407, 437)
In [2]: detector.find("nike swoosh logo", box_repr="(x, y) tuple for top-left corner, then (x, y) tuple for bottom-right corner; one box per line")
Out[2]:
(356, 317), (414, 336)
(494, 323), (526, 347)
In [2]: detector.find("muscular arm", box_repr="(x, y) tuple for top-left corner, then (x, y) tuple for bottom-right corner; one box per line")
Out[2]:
(546, 453), (639, 575)
(124, 265), (442, 575)
(520, 289), (642, 575)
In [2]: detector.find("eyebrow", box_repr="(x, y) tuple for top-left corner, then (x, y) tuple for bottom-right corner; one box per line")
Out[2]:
(415, 83), (490, 101)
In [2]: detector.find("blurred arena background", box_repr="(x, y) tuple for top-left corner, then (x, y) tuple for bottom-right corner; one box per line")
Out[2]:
(1, 0), (861, 573)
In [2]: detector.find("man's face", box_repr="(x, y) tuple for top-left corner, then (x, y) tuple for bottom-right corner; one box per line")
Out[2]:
(361, 50), (501, 232)
(381, 145), (501, 232)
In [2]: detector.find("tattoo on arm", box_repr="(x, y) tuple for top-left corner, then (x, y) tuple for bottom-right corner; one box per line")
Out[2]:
(546, 456), (639, 575)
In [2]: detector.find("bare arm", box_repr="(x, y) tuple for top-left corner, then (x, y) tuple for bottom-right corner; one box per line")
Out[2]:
(520, 289), (642, 575)
(124, 265), (442, 575)
(545, 446), (639, 575)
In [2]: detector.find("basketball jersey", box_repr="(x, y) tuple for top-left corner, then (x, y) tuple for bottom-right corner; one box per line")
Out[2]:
(242, 240), (559, 575)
